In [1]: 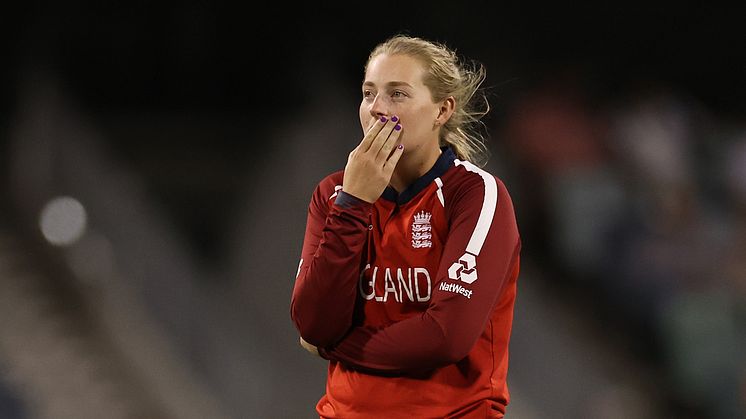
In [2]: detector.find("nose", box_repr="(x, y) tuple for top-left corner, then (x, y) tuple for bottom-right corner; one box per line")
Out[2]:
(369, 94), (388, 119)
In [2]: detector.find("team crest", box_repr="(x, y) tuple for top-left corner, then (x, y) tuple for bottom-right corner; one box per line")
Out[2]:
(411, 210), (432, 249)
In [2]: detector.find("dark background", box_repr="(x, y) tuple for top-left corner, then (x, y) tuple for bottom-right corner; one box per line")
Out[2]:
(6, 3), (744, 259)
(1, 3), (744, 418)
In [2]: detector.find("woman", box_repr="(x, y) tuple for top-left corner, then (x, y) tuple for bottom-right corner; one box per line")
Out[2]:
(290, 34), (521, 418)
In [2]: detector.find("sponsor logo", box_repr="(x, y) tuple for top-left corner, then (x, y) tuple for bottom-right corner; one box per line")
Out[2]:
(448, 252), (478, 284)
(411, 211), (432, 249)
(438, 281), (473, 299)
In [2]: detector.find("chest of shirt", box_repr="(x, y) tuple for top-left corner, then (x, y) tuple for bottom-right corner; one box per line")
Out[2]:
(358, 184), (448, 323)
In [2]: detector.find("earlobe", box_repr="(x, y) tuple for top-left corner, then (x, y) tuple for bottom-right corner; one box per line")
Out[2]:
(434, 109), (443, 127)
(435, 97), (455, 126)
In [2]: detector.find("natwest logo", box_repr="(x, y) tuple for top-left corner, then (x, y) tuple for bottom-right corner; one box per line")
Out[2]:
(439, 282), (473, 299)
(448, 252), (478, 284)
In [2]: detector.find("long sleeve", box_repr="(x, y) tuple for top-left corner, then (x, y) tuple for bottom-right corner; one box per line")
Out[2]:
(320, 173), (521, 373)
(290, 174), (373, 347)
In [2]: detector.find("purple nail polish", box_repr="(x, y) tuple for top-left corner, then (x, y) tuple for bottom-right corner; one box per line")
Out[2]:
(394, 124), (401, 131)
(391, 116), (399, 122)
(380, 116), (388, 123)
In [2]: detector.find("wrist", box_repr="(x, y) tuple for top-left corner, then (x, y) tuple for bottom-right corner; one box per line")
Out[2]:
(336, 190), (375, 206)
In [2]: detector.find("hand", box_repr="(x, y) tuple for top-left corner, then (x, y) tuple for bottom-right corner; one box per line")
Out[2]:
(300, 336), (321, 357)
(342, 116), (404, 203)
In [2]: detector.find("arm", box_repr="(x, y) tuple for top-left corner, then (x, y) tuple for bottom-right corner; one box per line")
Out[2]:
(320, 175), (521, 373)
(291, 116), (405, 348)
(290, 178), (372, 348)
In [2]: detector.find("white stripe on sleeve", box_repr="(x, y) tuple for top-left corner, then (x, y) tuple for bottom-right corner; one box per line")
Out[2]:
(454, 160), (498, 256)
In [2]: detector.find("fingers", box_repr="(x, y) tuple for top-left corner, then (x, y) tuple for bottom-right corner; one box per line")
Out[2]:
(343, 117), (404, 203)
(370, 116), (401, 162)
(364, 115), (378, 132)
(358, 115), (388, 153)
(300, 336), (320, 356)
(382, 143), (405, 175)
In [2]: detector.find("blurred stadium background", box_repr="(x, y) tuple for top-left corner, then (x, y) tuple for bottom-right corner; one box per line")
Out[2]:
(1, 3), (744, 418)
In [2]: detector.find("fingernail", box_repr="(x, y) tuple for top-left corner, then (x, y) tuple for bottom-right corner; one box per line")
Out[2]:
(391, 116), (399, 122)
(380, 116), (388, 123)
(394, 124), (401, 131)
(398, 144), (404, 149)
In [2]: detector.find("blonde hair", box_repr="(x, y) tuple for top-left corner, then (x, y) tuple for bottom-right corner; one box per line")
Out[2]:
(366, 34), (490, 167)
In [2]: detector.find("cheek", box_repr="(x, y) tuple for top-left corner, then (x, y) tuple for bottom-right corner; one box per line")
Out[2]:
(398, 111), (434, 147)
(397, 124), (419, 148)
(399, 112), (423, 135)
(359, 104), (369, 131)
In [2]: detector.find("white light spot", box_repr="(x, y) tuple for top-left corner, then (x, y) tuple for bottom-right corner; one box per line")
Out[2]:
(39, 196), (87, 246)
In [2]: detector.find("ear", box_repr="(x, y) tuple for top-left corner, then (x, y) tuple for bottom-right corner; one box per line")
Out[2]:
(435, 96), (456, 126)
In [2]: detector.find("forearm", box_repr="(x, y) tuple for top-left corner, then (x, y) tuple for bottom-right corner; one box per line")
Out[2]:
(320, 312), (455, 373)
(291, 192), (372, 347)
(321, 245), (519, 373)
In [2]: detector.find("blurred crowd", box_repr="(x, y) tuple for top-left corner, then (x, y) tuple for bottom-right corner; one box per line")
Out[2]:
(0, 6), (744, 415)
(499, 73), (746, 418)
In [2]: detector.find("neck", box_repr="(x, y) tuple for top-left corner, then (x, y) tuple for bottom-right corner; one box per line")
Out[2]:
(389, 142), (442, 193)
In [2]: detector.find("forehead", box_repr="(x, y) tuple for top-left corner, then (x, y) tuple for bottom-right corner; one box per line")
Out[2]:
(364, 54), (427, 86)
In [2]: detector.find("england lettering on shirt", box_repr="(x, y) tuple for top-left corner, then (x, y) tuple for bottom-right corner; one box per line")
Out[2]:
(359, 264), (432, 303)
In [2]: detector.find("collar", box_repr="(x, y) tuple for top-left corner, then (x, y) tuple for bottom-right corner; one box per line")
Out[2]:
(381, 146), (456, 205)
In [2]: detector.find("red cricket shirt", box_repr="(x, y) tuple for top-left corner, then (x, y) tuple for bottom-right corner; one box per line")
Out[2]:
(291, 147), (521, 418)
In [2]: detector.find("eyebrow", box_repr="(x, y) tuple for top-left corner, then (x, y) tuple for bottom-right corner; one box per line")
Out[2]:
(362, 81), (414, 89)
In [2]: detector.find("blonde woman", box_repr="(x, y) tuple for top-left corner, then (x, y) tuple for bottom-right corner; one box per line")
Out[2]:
(291, 34), (521, 419)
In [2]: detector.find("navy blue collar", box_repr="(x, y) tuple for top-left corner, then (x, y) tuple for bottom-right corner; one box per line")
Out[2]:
(381, 146), (456, 205)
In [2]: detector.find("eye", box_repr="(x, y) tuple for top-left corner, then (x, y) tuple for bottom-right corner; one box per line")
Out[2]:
(363, 90), (375, 99)
(392, 90), (407, 98)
